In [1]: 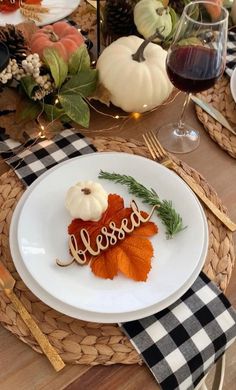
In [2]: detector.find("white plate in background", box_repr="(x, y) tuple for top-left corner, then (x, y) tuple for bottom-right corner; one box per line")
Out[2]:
(230, 67), (236, 103)
(0, 0), (80, 27)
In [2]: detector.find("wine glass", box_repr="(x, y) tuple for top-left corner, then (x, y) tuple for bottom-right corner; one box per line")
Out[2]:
(158, 1), (228, 154)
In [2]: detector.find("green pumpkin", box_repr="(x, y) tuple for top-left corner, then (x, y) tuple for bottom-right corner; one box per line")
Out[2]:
(134, 0), (172, 42)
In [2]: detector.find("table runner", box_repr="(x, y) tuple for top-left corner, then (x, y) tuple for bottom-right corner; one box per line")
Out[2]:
(0, 130), (236, 390)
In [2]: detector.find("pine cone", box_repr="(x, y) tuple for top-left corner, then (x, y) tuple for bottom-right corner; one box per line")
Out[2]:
(0, 24), (28, 62)
(103, 0), (138, 41)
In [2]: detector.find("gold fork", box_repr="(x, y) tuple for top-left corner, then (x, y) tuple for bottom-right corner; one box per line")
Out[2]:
(143, 130), (236, 233)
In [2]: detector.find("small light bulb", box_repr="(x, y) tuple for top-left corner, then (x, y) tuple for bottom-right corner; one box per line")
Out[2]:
(143, 104), (148, 108)
(115, 115), (120, 119)
(39, 125), (45, 139)
(55, 98), (59, 104)
(132, 112), (141, 119)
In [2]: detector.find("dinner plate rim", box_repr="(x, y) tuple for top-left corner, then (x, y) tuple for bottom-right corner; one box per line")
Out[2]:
(230, 67), (236, 104)
(10, 152), (209, 322)
(0, 0), (81, 27)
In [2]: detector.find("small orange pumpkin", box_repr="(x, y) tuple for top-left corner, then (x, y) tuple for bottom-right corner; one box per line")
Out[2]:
(204, 0), (223, 21)
(30, 21), (84, 62)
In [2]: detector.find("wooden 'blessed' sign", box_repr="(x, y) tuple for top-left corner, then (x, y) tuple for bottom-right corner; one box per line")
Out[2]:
(56, 200), (158, 267)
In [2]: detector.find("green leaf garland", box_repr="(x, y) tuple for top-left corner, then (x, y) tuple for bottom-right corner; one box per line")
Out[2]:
(59, 94), (90, 127)
(60, 69), (98, 97)
(68, 45), (91, 74)
(43, 103), (70, 123)
(16, 97), (41, 123)
(20, 76), (39, 99)
(43, 48), (68, 88)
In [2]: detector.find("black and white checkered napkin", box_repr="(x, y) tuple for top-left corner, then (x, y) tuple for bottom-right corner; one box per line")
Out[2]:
(1, 130), (236, 389)
(226, 31), (236, 77)
(121, 272), (236, 390)
(0, 128), (96, 186)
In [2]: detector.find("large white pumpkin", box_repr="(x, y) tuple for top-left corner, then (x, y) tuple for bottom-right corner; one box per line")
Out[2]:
(96, 35), (173, 113)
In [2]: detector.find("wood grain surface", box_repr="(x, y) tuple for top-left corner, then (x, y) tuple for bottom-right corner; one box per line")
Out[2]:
(0, 93), (235, 390)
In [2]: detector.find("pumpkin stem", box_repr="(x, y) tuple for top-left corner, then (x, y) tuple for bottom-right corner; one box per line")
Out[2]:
(132, 29), (165, 62)
(156, 7), (168, 16)
(81, 188), (91, 195)
(44, 29), (59, 42)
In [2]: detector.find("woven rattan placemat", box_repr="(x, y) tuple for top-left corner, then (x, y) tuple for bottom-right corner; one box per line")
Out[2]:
(195, 76), (236, 159)
(0, 136), (235, 365)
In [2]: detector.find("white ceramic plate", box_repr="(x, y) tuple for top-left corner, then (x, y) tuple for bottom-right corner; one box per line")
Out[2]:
(0, 0), (80, 27)
(12, 153), (208, 322)
(230, 67), (236, 104)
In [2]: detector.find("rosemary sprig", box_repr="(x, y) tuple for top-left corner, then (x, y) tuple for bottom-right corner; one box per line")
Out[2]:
(98, 170), (186, 239)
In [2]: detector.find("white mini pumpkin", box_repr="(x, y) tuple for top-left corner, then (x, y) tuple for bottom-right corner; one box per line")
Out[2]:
(96, 35), (173, 113)
(65, 181), (108, 221)
(134, 0), (172, 42)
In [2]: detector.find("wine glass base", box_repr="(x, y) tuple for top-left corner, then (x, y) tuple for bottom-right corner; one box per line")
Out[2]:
(157, 123), (200, 154)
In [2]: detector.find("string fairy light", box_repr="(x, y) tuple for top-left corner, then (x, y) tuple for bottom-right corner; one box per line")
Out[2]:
(34, 90), (181, 138)
(38, 124), (46, 139)
(131, 112), (141, 120)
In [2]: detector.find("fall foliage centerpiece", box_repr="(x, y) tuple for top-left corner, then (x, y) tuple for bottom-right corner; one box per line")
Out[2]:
(0, 0), (230, 139)
(0, 20), (98, 139)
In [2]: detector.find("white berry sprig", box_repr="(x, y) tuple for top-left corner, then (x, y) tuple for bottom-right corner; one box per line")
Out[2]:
(0, 53), (55, 101)
(0, 59), (24, 83)
(21, 53), (41, 78)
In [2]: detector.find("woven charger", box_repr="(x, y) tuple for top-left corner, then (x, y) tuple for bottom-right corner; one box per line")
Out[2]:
(195, 76), (236, 158)
(0, 137), (235, 366)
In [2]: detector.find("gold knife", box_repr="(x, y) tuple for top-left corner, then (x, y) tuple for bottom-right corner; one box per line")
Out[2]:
(191, 95), (236, 136)
(0, 261), (65, 372)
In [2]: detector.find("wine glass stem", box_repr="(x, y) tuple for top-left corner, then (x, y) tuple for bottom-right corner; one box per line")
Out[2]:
(177, 93), (191, 135)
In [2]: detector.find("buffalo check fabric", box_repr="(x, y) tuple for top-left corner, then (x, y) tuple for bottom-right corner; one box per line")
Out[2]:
(121, 272), (236, 390)
(226, 31), (236, 77)
(0, 128), (96, 186)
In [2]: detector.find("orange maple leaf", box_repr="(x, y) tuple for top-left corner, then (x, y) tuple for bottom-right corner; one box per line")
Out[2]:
(68, 194), (158, 281)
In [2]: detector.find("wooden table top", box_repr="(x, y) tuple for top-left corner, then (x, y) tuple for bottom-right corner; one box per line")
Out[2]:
(0, 93), (235, 390)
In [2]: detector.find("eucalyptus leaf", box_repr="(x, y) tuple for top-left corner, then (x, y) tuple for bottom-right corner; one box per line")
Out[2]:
(43, 103), (70, 122)
(20, 76), (39, 98)
(43, 48), (68, 88)
(59, 94), (90, 127)
(68, 45), (91, 74)
(16, 97), (41, 123)
(60, 69), (98, 97)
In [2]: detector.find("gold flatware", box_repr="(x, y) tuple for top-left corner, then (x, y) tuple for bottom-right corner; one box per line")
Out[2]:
(0, 261), (65, 372)
(143, 131), (236, 233)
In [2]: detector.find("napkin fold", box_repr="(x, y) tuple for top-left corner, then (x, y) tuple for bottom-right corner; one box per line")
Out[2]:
(1, 129), (236, 390)
(121, 272), (236, 390)
(226, 31), (236, 77)
(0, 127), (96, 186)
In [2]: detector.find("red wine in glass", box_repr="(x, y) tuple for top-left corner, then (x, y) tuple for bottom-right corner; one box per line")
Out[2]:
(157, 1), (228, 154)
(166, 45), (222, 94)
